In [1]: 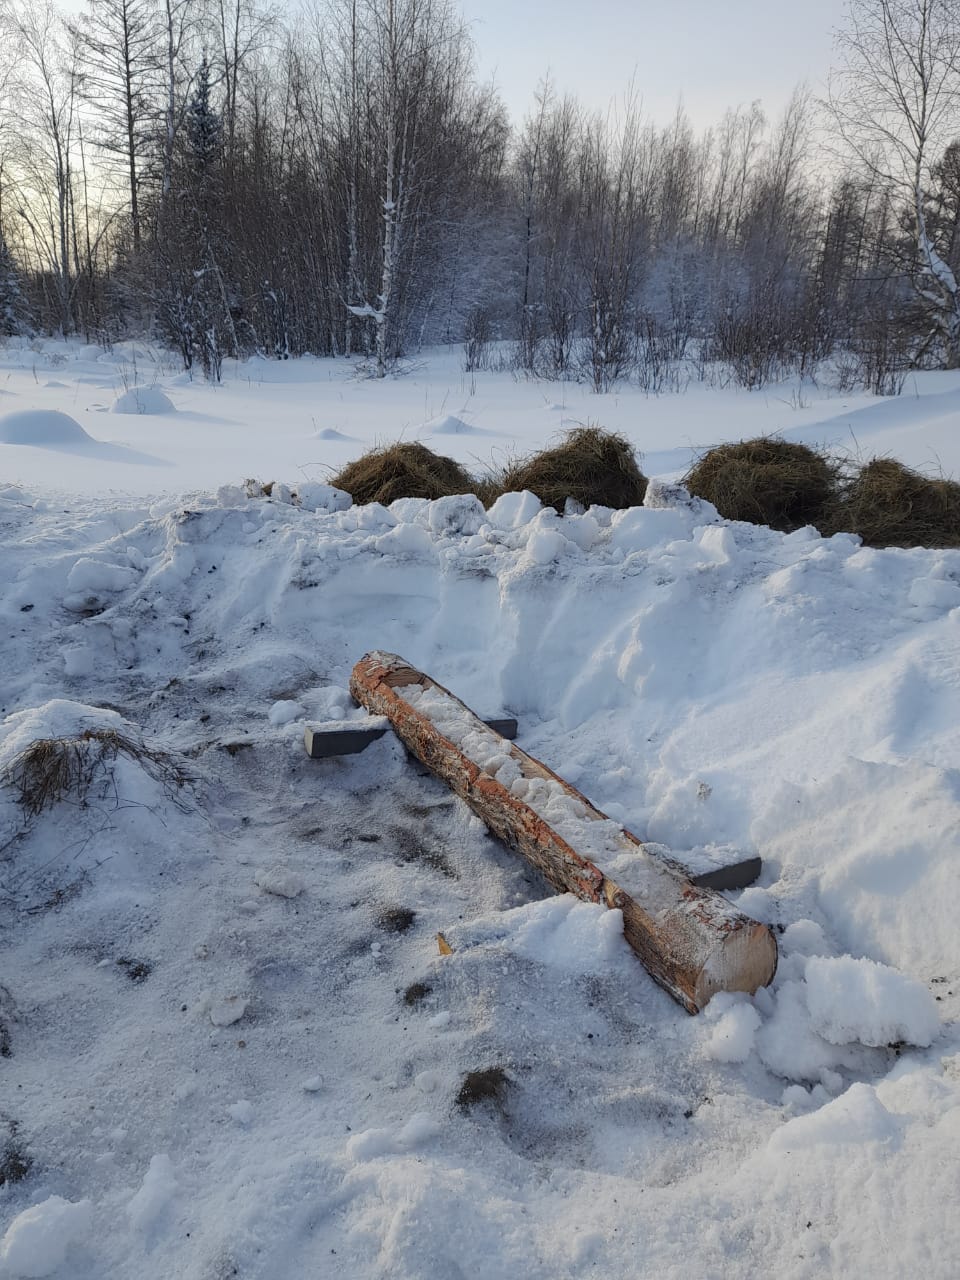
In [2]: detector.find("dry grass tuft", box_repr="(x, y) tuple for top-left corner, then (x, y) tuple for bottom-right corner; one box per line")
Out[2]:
(456, 1065), (510, 1111)
(830, 457), (960, 548)
(684, 437), (838, 533)
(402, 981), (432, 1006)
(330, 442), (474, 506)
(376, 905), (416, 934)
(488, 426), (647, 513)
(3, 729), (186, 817)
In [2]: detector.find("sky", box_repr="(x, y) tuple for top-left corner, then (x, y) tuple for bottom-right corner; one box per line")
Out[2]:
(59, 0), (844, 133)
(457, 0), (843, 130)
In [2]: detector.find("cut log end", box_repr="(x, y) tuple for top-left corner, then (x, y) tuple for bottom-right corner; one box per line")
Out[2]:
(692, 921), (779, 1012)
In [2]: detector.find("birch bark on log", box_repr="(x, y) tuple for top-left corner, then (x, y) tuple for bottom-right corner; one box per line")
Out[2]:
(350, 651), (777, 1014)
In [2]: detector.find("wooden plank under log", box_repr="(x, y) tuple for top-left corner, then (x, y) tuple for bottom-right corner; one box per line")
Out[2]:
(304, 716), (518, 759)
(349, 650), (777, 1014)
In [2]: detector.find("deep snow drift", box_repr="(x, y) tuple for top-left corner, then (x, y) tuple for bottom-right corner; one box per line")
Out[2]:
(0, 344), (959, 1278)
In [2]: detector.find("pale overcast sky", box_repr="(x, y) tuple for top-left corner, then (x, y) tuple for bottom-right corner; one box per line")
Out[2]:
(59, 0), (844, 131)
(457, 0), (842, 128)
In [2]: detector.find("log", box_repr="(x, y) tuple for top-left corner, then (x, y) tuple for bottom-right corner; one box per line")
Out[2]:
(350, 651), (777, 1014)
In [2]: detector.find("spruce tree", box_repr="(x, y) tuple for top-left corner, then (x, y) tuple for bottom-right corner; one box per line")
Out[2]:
(0, 237), (30, 337)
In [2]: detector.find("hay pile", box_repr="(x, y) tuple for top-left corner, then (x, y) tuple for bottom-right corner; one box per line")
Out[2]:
(833, 458), (960, 548)
(685, 438), (837, 533)
(492, 427), (647, 513)
(330, 442), (473, 506)
(325, 432), (960, 549)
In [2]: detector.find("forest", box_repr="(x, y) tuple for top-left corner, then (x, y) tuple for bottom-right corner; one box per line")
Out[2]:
(2, 0), (959, 392)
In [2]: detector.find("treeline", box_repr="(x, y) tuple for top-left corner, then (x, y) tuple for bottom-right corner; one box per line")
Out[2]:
(0, 0), (956, 389)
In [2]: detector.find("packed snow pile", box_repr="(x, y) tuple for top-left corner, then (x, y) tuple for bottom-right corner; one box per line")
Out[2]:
(0, 1196), (93, 1278)
(1, 471), (959, 1277)
(111, 387), (175, 416)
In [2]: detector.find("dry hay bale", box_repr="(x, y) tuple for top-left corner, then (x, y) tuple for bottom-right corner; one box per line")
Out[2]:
(834, 457), (960, 548)
(491, 426), (647, 513)
(684, 437), (837, 532)
(330, 442), (474, 506)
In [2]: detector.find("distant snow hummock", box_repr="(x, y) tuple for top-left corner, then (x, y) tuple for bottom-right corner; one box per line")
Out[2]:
(0, 410), (93, 447)
(111, 387), (175, 415)
(425, 414), (483, 436)
(312, 427), (355, 441)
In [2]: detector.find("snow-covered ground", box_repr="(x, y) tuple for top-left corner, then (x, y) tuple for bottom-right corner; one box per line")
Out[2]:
(3, 337), (960, 496)
(1, 341), (959, 1278)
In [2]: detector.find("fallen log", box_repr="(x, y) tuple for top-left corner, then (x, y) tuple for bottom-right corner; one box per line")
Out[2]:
(350, 651), (777, 1014)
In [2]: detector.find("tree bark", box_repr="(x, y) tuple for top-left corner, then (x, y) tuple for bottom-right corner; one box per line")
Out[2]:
(350, 651), (777, 1014)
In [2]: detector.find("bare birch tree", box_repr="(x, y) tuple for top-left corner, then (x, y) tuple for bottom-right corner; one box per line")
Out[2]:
(827, 0), (960, 365)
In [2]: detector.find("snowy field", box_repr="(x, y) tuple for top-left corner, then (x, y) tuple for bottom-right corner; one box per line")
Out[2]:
(1, 339), (959, 1278)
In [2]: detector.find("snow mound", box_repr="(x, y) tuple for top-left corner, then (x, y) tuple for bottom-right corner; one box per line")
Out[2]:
(254, 864), (305, 898)
(126, 1154), (177, 1231)
(312, 427), (355, 441)
(448, 895), (630, 974)
(703, 995), (762, 1063)
(425, 414), (480, 436)
(295, 481), (352, 512)
(111, 387), (175, 415)
(0, 409), (93, 447)
(0, 699), (128, 768)
(768, 1082), (900, 1152)
(0, 700), (196, 908)
(804, 955), (940, 1048)
(0, 1196), (92, 1277)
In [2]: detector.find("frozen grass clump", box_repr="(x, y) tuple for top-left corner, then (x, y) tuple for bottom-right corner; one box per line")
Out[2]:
(684, 437), (838, 533)
(832, 457), (960, 548)
(3, 729), (185, 817)
(331, 442), (474, 506)
(488, 426), (647, 513)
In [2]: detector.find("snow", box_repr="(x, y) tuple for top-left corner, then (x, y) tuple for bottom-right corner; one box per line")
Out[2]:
(804, 955), (940, 1048)
(254, 864), (306, 898)
(267, 699), (304, 726)
(703, 995), (762, 1063)
(111, 388), (175, 416)
(0, 1197), (92, 1277)
(126, 1155), (177, 1231)
(0, 409), (94, 447)
(767, 1081), (901, 1151)
(1, 341), (960, 1277)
